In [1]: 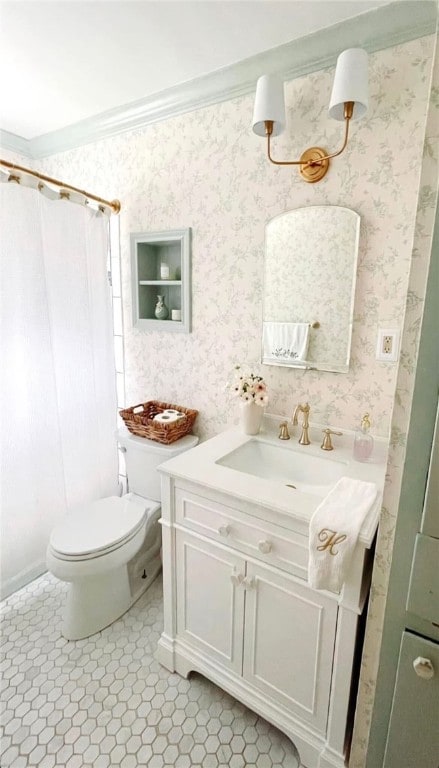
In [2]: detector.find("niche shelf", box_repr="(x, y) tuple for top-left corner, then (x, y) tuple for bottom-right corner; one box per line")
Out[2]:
(131, 229), (191, 333)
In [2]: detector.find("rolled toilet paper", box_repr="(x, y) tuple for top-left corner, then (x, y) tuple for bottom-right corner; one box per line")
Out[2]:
(171, 309), (181, 321)
(153, 412), (183, 424)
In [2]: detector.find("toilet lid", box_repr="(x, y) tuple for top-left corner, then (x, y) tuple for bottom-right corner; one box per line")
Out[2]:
(50, 496), (147, 557)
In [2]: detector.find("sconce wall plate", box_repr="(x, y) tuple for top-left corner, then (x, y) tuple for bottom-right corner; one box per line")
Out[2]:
(299, 148), (329, 183)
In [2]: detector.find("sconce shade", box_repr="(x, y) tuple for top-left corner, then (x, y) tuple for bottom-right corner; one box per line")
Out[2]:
(329, 48), (368, 121)
(252, 74), (286, 136)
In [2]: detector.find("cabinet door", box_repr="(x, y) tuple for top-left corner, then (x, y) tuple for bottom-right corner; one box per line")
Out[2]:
(175, 531), (245, 674)
(242, 562), (337, 733)
(384, 632), (439, 767)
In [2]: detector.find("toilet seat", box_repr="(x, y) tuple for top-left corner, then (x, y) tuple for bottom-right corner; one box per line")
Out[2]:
(49, 495), (156, 562)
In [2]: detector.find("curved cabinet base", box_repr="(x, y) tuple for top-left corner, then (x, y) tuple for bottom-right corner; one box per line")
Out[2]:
(156, 636), (346, 768)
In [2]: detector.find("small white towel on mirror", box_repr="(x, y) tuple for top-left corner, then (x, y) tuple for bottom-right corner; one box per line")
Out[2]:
(262, 322), (310, 364)
(308, 476), (378, 593)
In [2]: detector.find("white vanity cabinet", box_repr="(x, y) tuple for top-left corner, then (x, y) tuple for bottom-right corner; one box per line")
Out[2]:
(175, 528), (337, 735)
(157, 477), (376, 768)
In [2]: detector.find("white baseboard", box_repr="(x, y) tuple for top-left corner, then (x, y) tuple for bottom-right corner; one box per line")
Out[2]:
(1, 562), (47, 601)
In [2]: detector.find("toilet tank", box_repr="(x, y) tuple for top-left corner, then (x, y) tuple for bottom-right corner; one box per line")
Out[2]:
(117, 428), (199, 501)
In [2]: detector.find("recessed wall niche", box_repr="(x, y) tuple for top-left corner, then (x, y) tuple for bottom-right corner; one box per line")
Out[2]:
(131, 229), (191, 333)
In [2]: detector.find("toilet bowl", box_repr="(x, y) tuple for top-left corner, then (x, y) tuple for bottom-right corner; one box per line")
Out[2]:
(46, 428), (198, 640)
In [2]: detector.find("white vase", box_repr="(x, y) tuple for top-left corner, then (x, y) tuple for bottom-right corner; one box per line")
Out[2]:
(240, 400), (264, 435)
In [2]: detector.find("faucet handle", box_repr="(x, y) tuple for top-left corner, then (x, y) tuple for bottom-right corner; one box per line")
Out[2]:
(321, 428), (343, 451)
(278, 421), (290, 440)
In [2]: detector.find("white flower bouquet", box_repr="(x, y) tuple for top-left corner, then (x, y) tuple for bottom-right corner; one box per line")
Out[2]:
(231, 367), (268, 407)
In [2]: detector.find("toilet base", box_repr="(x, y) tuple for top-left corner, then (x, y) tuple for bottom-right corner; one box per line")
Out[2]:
(62, 554), (162, 640)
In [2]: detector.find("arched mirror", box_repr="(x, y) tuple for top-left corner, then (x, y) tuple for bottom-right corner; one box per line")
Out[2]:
(262, 205), (360, 373)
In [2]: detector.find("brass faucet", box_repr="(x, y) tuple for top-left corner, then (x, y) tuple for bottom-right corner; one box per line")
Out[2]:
(292, 403), (311, 445)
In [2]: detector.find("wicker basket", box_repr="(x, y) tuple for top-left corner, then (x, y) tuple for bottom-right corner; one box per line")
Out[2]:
(119, 400), (198, 444)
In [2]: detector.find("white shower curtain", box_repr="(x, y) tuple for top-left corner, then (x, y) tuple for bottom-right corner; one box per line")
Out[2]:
(0, 185), (118, 598)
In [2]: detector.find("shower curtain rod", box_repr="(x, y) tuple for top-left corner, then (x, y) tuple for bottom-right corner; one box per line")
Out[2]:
(0, 158), (121, 214)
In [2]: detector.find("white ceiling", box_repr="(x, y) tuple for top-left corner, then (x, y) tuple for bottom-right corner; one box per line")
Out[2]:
(0, 0), (391, 140)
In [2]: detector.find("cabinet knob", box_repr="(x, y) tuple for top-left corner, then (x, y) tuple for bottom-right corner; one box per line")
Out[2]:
(218, 525), (231, 537)
(413, 657), (435, 679)
(242, 576), (256, 590)
(258, 540), (272, 554)
(230, 568), (243, 586)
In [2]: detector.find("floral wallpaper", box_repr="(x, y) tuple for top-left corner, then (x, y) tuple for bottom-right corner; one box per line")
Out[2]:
(39, 36), (434, 445)
(350, 35), (438, 768)
(4, 31), (437, 768)
(264, 205), (359, 369)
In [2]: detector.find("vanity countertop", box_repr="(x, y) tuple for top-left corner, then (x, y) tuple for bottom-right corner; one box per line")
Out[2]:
(158, 417), (388, 547)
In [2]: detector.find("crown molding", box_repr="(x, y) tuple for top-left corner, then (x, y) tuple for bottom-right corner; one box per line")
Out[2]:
(0, 129), (32, 159)
(1, 1), (437, 160)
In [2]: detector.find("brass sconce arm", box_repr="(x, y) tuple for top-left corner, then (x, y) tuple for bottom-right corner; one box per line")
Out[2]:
(265, 122), (304, 166)
(265, 101), (354, 183)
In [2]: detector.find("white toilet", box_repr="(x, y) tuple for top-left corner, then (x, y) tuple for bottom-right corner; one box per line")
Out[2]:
(46, 427), (198, 640)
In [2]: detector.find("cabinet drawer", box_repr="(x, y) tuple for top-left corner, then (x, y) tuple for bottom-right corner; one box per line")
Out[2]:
(384, 632), (439, 767)
(406, 534), (439, 624)
(174, 488), (308, 580)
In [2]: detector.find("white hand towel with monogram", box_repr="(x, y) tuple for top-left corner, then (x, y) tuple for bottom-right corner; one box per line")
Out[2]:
(308, 476), (378, 592)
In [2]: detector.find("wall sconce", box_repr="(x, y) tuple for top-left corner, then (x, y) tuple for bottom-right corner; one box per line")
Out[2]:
(252, 48), (368, 183)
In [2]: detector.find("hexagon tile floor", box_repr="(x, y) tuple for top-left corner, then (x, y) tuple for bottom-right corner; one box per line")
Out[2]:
(0, 572), (300, 768)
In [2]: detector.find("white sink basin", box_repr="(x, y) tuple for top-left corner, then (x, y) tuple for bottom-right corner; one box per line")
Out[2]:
(216, 439), (347, 497)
